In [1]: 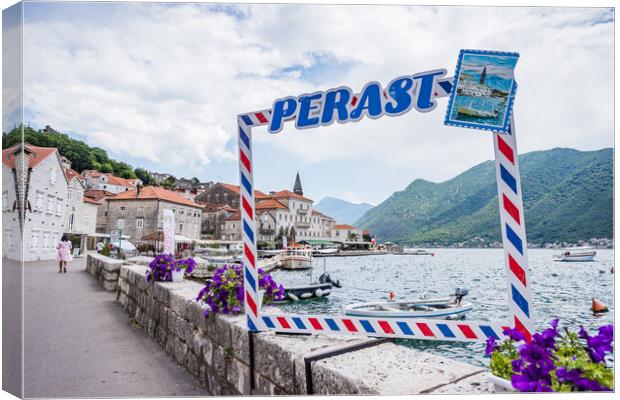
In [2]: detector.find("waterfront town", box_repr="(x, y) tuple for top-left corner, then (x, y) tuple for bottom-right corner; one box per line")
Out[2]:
(2, 140), (370, 262)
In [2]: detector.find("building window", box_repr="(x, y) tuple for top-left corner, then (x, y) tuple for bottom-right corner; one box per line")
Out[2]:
(67, 188), (73, 201)
(47, 197), (54, 213)
(120, 206), (126, 211)
(50, 168), (57, 184)
(136, 218), (144, 229)
(2, 191), (8, 211)
(76, 189), (83, 200)
(137, 205), (144, 212)
(68, 213), (75, 231)
(117, 219), (125, 229)
(56, 198), (62, 215)
(179, 223), (183, 231)
(36, 192), (44, 211)
(103, 185), (107, 189)
(30, 231), (39, 250)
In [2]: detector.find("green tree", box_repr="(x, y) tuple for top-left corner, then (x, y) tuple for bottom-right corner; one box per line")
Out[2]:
(134, 167), (153, 185)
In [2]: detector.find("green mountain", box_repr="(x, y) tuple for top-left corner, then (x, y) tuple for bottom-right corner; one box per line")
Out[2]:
(356, 148), (613, 246)
(314, 197), (374, 225)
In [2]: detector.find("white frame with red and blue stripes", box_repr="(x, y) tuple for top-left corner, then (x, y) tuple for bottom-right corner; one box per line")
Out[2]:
(237, 72), (534, 343)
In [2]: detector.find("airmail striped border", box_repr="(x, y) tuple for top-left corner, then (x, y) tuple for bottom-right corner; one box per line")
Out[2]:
(238, 76), (534, 342)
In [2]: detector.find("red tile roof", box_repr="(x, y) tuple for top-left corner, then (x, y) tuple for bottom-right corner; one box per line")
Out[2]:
(64, 168), (82, 182)
(269, 190), (313, 202)
(108, 186), (202, 208)
(334, 224), (357, 230)
(219, 183), (268, 199)
(225, 211), (241, 221)
(83, 197), (101, 205)
(311, 210), (335, 220)
(84, 189), (117, 202)
(106, 175), (135, 188)
(2, 143), (57, 169)
(256, 198), (288, 210)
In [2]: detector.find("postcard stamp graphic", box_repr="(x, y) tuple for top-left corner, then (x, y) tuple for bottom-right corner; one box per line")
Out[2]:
(445, 49), (519, 133)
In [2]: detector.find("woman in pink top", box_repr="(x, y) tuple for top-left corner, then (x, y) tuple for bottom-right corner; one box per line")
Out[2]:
(57, 234), (73, 273)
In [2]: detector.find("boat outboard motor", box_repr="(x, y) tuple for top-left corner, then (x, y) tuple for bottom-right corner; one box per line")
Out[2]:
(454, 287), (469, 306)
(319, 273), (342, 288)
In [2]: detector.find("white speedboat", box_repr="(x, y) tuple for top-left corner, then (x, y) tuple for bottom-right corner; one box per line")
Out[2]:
(314, 248), (339, 255)
(343, 289), (472, 320)
(553, 246), (596, 262)
(281, 245), (313, 270)
(402, 248), (435, 256)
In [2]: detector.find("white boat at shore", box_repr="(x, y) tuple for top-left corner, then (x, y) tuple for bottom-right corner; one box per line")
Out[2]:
(343, 289), (472, 320)
(402, 248), (435, 256)
(281, 245), (313, 270)
(553, 246), (597, 262)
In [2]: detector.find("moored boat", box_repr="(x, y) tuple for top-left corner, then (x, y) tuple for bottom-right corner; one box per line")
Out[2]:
(402, 247), (435, 256)
(553, 246), (596, 262)
(343, 288), (472, 320)
(281, 244), (313, 270)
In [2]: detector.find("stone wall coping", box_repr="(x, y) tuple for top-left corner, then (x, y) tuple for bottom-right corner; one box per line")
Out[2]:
(88, 252), (125, 266)
(118, 263), (491, 395)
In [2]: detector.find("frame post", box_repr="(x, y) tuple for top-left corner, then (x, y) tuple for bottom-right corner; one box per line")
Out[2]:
(238, 116), (262, 332)
(493, 115), (535, 341)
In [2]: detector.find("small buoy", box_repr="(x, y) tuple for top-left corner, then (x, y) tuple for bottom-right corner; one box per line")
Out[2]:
(388, 291), (397, 301)
(315, 288), (323, 297)
(300, 292), (313, 299)
(592, 298), (609, 314)
(276, 261), (283, 267)
(322, 289), (331, 295)
(287, 293), (299, 301)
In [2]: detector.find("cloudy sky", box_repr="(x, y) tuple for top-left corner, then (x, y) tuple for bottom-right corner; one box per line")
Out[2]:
(6, 2), (614, 205)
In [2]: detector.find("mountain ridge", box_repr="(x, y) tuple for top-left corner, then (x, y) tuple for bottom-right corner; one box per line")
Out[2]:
(314, 196), (374, 225)
(355, 147), (613, 245)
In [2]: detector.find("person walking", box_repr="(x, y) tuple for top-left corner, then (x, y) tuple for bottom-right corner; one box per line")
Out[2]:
(56, 234), (73, 273)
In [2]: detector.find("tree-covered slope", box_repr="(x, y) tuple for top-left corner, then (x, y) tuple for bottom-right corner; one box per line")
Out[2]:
(356, 148), (613, 245)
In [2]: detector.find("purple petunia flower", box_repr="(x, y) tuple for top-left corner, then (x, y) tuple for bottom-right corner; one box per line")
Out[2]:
(503, 327), (526, 342)
(485, 336), (498, 356)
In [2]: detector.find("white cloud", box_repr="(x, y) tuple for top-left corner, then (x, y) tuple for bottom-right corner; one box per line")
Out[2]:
(21, 4), (613, 202)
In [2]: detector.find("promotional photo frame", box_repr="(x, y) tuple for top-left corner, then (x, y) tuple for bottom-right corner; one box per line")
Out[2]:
(237, 50), (535, 343)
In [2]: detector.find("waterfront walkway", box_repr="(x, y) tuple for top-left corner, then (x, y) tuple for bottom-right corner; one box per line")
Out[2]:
(23, 256), (207, 397)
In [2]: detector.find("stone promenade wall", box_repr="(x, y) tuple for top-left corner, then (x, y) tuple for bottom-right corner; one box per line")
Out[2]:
(86, 253), (124, 291)
(115, 263), (493, 395)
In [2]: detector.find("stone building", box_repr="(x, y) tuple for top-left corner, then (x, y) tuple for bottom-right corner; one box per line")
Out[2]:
(194, 182), (268, 209)
(205, 174), (342, 244)
(84, 189), (117, 233)
(2, 143), (69, 261)
(105, 186), (203, 245)
(82, 170), (139, 194)
(62, 165), (97, 253)
(200, 203), (238, 239)
(332, 224), (364, 242)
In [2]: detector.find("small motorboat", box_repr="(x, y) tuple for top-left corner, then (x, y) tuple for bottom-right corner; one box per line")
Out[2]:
(402, 248), (435, 256)
(343, 288), (473, 320)
(276, 258), (342, 302)
(313, 248), (339, 256)
(281, 244), (313, 270)
(553, 246), (596, 262)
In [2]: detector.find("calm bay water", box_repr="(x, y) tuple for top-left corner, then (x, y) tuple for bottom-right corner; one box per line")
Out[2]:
(271, 249), (615, 367)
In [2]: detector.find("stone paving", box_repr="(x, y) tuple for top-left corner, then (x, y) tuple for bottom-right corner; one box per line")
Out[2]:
(22, 255), (208, 398)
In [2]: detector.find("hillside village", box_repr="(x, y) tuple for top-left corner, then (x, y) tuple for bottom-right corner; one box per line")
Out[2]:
(2, 141), (369, 261)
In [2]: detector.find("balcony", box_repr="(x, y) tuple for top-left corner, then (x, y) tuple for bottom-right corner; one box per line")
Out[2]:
(259, 228), (275, 235)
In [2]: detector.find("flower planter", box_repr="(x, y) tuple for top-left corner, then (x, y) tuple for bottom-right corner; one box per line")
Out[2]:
(488, 374), (515, 393)
(171, 269), (185, 282)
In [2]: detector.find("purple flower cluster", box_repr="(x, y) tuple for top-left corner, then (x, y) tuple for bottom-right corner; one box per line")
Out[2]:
(579, 324), (614, 364)
(195, 264), (284, 318)
(509, 319), (559, 392)
(145, 253), (196, 282)
(486, 320), (614, 392)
